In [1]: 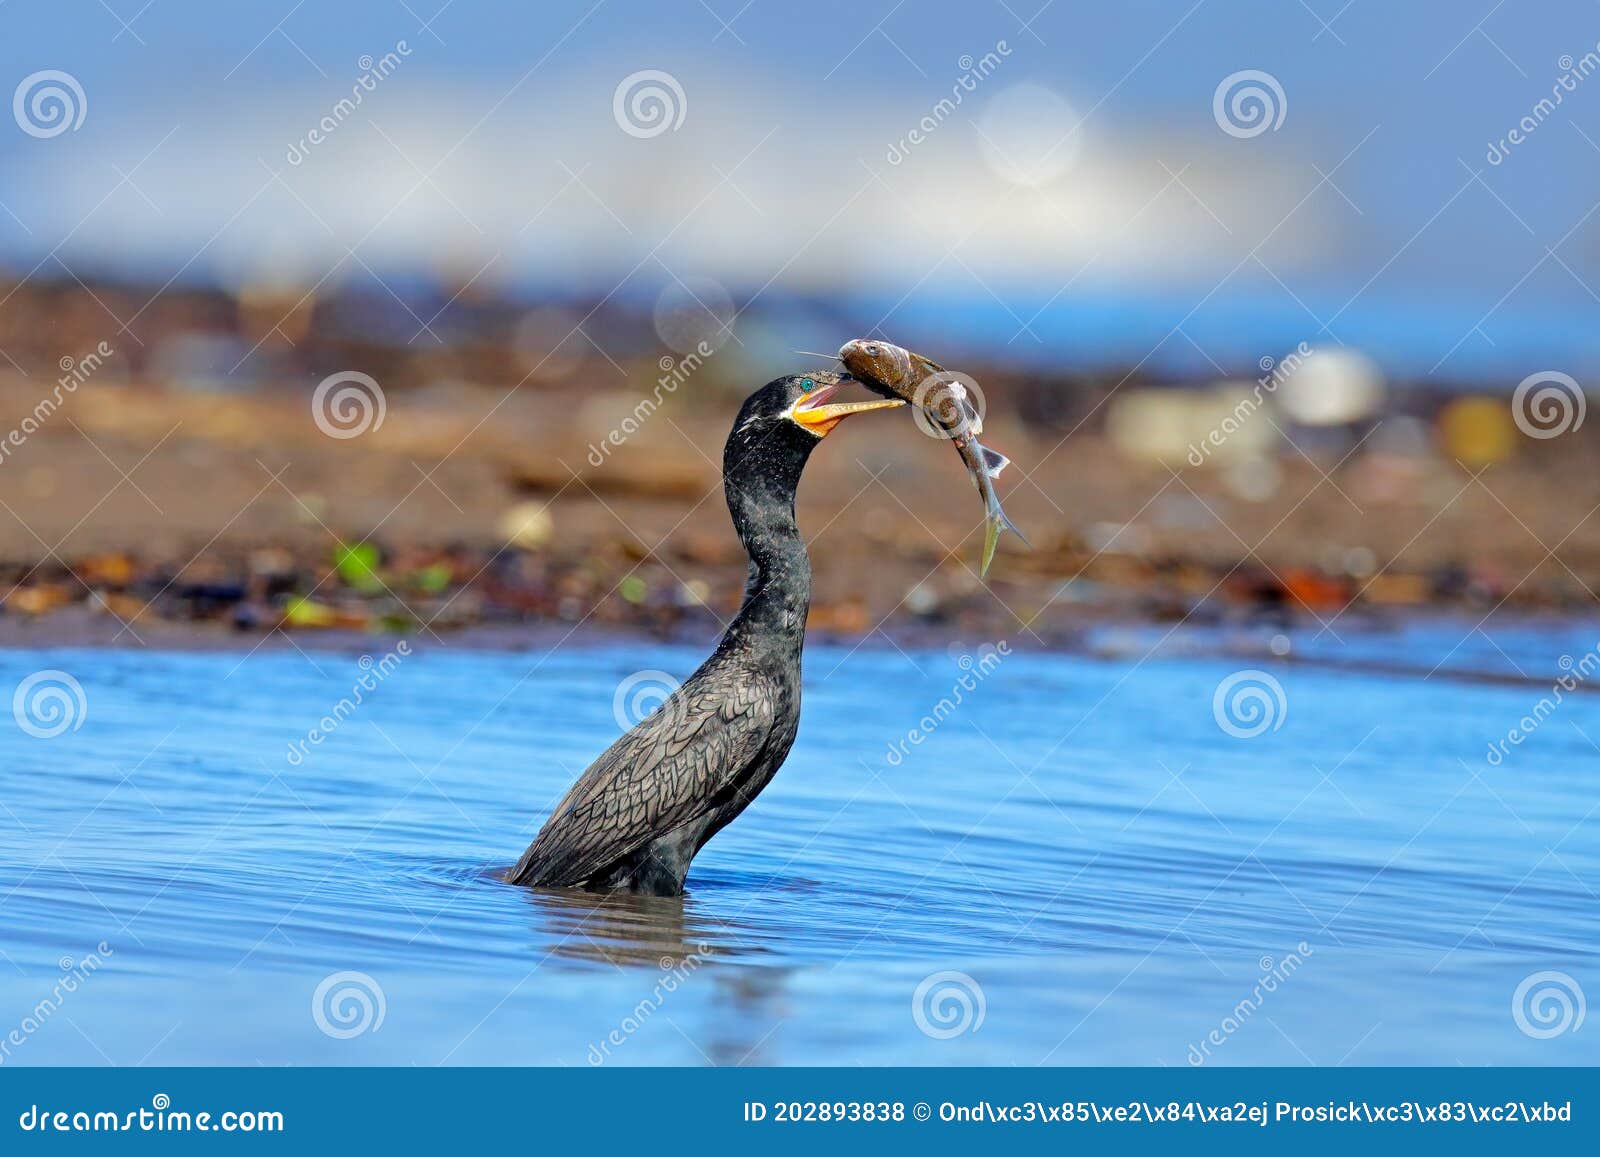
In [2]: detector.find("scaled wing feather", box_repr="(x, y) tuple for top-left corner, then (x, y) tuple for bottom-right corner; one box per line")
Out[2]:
(513, 675), (776, 885)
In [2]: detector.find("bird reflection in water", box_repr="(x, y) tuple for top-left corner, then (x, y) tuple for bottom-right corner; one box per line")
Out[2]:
(515, 886), (792, 1065)
(516, 885), (738, 968)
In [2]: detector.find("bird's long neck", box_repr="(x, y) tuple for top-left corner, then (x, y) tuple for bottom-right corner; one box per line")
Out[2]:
(719, 450), (813, 659)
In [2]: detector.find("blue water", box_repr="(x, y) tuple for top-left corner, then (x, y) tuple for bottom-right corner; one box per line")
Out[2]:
(0, 619), (1595, 1067)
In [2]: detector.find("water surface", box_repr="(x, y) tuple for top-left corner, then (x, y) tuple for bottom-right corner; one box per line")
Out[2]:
(1, 617), (1595, 1066)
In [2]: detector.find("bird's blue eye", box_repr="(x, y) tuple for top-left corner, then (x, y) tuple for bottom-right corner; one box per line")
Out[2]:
(801, 378), (815, 391)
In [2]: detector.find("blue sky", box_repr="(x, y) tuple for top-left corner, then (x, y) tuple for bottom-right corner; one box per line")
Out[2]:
(3, 1), (1599, 375)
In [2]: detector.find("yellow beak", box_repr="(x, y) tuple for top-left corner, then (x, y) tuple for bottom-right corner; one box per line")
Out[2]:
(791, 383), (906, 437)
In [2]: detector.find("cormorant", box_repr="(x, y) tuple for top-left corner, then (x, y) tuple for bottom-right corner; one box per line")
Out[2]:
(508, 371), (904, 896)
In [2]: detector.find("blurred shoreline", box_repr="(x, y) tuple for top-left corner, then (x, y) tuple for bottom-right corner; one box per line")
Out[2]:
(1, 273), (1597, 652)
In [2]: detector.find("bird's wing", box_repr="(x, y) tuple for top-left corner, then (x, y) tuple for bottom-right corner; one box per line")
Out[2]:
(512, 671), (777, 886)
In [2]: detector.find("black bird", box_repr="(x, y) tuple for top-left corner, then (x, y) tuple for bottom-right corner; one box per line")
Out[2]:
(509, 371), (904, 896)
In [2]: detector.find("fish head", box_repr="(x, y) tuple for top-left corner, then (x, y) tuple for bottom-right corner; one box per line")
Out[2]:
(838, 339), (921, 394)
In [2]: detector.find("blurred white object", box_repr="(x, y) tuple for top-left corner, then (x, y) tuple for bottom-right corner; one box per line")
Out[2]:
(1276, 348), (1385, 425)
(976, 83), (1083, 187)
(1108, 383), (1275, 465)
(1224, 454), (1282, 502)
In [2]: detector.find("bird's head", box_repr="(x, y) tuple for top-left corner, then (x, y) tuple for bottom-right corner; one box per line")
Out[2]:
(727, 370), (905, 459)
(723, 371), (904, 515)
(783, 369), (907, 437)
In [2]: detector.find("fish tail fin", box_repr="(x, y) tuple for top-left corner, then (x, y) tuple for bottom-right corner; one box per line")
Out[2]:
(980, 497), (1029, 577)
(998, 507), (1029, 547)
(981, 519), (1001, 578)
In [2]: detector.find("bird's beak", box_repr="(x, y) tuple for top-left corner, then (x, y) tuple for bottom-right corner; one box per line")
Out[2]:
(791, 382), (906, 437)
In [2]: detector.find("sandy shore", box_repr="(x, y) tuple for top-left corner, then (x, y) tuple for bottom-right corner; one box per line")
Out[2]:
(2, 279), (1596, 649)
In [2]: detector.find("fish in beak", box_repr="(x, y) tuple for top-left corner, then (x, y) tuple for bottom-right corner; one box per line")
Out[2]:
(838, 337), (1028, 577)
(790, 380), (905, 437)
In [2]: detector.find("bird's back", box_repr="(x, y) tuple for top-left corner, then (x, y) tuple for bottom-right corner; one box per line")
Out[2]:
(508, 655), (790, 892)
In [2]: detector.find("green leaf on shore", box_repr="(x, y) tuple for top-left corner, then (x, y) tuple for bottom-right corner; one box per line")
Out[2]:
(334, 541), (383, 592)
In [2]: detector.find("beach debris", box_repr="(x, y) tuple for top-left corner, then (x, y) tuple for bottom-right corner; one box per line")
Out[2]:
(281, 595), (340, 629)
(498, 501), (554, 551)
(334, 541), (384, 593)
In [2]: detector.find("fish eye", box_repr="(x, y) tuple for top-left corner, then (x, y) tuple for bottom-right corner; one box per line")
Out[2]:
(863, 344), (881, 356)
(800, 377), (815, 391)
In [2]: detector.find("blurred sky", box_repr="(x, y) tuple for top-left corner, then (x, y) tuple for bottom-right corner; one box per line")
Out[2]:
(3, 0), (1600, 378)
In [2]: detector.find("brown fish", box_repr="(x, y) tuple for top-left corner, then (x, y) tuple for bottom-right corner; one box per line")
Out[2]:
(838, 339), (1026, 576)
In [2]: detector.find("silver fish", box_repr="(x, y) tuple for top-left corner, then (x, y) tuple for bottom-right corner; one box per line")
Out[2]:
(838, 339), (1027, 576)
